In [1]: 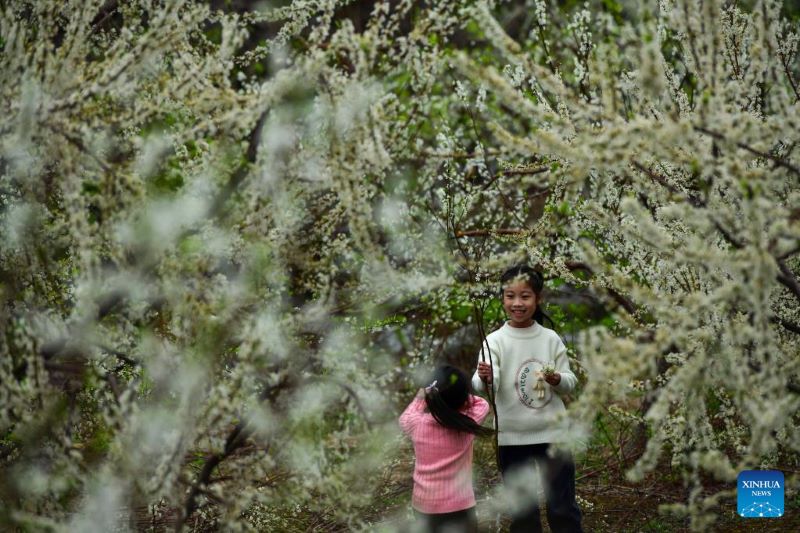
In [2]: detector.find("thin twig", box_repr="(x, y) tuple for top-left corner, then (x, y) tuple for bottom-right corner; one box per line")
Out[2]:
(455, 228), (525, 237)
(498, 166), (549, 177)
(778, 47), (800, 103)
(420, 149), (502, 159)
(473, 303), (500, 466)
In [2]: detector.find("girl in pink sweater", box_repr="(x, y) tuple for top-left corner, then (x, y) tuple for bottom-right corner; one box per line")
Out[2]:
(399, 365), (492, 533)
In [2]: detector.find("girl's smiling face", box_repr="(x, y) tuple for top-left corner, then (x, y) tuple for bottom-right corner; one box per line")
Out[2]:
(502, 280), (538, 328)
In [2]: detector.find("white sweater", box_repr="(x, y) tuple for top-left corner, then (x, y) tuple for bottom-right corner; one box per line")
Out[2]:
(471, 322), (578, 446)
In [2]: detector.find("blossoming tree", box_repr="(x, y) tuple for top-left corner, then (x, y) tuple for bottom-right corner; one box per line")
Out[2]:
(428, 1), (800, 527)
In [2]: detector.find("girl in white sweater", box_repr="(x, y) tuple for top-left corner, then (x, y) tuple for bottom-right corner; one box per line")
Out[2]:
(472, 265), (583, 533)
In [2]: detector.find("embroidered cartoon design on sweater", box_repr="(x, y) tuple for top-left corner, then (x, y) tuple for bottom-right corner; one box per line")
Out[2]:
(516, 358), (553, 409)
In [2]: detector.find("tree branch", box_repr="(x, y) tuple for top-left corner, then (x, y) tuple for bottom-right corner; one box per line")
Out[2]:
(694, 126), (800, 175)
(772, 317), (800, 335)
(776, 258), (800, 302)
(778, 47), (800, 103)
(499, 166), (549, 177)
(208, 109), (269, 219)
(176, 372), (300, 531)
(177, 422), (247, 532)
(631, 159), (704, 208)
(748, 361), (800, 395)
(91, 1), (120, 33)
(305, 376), (373, 428)
(420, 149), (502, 159)
(712, 220), (744, 249)
(455, 228), (525, 238)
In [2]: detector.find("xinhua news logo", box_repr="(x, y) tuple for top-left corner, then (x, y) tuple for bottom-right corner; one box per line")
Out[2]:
(737, 470), (784, 518)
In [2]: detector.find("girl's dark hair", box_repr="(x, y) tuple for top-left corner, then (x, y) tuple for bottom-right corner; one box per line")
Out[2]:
(425, 365), (493, 437)
(500, 265), (554, 328)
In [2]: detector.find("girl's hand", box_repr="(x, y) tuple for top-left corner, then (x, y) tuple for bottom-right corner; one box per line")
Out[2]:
(477, 361), (492, 384)
(541, 365), (560, 386)
(543, 372), (561, 386)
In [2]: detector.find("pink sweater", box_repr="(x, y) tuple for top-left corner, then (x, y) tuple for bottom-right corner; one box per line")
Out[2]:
(399, 394), (490, 514)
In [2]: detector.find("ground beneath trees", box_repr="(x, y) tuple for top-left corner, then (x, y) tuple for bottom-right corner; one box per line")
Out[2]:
(367, 438), (800, 532)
